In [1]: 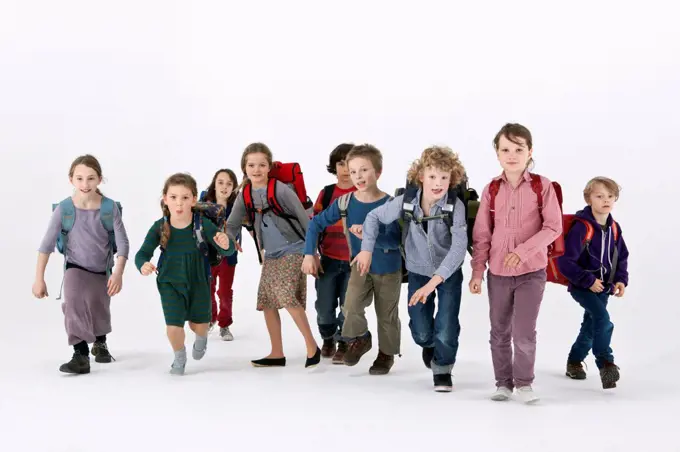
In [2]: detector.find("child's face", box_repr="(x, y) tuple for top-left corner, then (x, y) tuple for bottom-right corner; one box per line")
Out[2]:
(335, 159), (351, 184)
(496, 134), (532, 174)
(419, 166), (450, 201)
(69, 164), (101, 196)
(245, 152), (270, 186)
(215, 172), (234, 201)
(348, 156), (379, 192)
(588, 183), (616, 216)
(163, 185), (197, 219)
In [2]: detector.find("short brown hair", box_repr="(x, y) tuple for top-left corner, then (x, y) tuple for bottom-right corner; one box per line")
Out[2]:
(346, 144), (383, 173)
(583, 176), (621, 203)
(406, 146), (466, 188)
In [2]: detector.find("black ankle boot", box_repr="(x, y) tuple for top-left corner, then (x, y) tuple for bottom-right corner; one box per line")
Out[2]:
(59, 350), (90, 374)
(92, 341), (114, 363)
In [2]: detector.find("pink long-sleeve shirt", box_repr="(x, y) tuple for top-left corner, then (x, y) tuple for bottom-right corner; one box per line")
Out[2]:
(470, 170), (563, 280)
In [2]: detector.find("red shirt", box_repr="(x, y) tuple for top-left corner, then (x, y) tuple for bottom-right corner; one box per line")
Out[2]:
(313, 184), (357, 261)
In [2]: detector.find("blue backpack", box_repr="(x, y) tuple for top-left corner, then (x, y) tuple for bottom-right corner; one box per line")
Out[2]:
(52, 196), (121, 298)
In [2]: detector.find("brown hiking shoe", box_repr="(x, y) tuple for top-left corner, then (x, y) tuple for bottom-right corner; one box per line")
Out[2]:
(343, 333), (372, 366)
(332, 341), (348, 364)
(369, 351), (394, 375)
(321, 338), (336, 358)
(599, 362), (620, 389)
(566, 361), (587, 380)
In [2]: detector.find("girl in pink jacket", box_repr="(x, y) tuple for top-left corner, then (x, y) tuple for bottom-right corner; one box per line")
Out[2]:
(469, 123), (562, 404)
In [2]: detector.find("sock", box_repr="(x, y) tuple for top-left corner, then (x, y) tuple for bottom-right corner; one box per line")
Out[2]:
(74, 341), (89, 356)
(95, 335), (107, 343)
(174, 347), (187, 362)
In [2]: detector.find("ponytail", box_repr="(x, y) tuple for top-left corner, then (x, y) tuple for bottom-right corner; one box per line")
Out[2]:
(160, 203), (171, 249)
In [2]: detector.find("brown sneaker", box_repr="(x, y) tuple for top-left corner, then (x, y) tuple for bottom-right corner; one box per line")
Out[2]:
(343, 333), (372, 366)
(566, 361), (587, 380)
(332, 341), (348, 364)
(369, 350), (394, 375)
(321, 338), (336, 358)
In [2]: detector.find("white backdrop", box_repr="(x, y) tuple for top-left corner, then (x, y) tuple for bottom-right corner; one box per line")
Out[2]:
(1, 1), (679, 451)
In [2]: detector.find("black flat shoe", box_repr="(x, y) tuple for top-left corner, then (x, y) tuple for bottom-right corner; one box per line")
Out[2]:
(305, 347), (321, 368)
(251, 357), (286, 367)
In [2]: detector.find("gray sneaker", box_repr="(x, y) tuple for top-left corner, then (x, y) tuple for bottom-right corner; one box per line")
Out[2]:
(170, 349), (187, 376)
(192, 335), (208, 360)
(220, 327), (234, 341)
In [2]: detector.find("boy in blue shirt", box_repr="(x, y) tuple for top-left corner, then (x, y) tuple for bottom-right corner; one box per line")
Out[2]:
(302, 144), (402, 375)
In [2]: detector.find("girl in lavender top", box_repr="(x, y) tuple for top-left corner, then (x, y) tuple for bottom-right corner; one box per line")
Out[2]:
(32, 155), (129, 375)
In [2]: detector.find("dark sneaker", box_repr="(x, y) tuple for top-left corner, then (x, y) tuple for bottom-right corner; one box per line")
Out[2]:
(343, 333), (372, 366)
(433, 373), (453, 392)
(91, 341), (114, 363)
(332, 341), (348, 365)
(321, 338), (336, 358)
(422, 346), (434, 369)
(59, 350), (90, 374)
(368, 351), (394, 375)
(600, 362), (620, 389)
(566, 361), (586, 379)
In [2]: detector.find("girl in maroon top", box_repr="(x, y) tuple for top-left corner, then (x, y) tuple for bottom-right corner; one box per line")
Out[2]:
(470, 123), (562, 404)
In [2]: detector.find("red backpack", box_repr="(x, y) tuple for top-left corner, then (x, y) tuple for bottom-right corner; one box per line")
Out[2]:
(241, 161), (312, 262)
(488, 173), (567, 283)
(547, 215), (620, 286)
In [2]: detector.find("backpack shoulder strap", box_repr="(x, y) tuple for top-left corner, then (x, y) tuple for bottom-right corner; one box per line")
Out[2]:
(529, 173), (544, 210)
(574, 217), (595, 246)
(611, 220), (620, 241)
(58, 197), (76, 233)
(242, 182), (256, 226)
(488, 178), (502, 224)
(266, 178), (283, 216)
(99, 197), (115, 232)
(337, 193), (354, 258)
(320, 184), (336, 211)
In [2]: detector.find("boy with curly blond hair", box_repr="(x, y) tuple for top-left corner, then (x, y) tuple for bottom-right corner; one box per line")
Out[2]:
(353, 146), (468, 392)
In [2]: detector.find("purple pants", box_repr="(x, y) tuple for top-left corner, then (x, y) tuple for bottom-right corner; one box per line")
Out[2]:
(61, 267), (112, 345)
(487, 268), (546, 389)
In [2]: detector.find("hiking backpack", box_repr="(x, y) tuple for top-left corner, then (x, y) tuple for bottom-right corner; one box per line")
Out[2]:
(241, 161), (311, 264)
(51, 196), (122, 299)
(156, 202), (228, 282)
(550, 216), (620, 286)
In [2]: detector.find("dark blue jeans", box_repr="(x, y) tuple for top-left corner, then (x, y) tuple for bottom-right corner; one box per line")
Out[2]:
(407, 269), (463, 375)
(567, 287), (614, 369)
(314, 256), (351, 342)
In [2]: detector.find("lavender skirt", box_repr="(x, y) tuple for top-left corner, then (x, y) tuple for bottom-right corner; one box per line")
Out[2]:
(61, 267), (112, 345)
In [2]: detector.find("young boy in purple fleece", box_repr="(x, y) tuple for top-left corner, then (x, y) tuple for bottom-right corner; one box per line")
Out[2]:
(556, 176), (629, 389)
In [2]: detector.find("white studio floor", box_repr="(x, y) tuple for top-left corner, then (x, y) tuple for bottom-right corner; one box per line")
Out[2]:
(3, 268), (678, 452)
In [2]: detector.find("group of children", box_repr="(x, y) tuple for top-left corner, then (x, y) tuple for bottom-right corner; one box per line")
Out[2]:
(32, 122), (630, 404)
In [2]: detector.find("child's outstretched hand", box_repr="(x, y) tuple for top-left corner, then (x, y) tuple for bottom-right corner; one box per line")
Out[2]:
(589, 279), (604, 293)
(613, 282), (626, 297)
(140, 262), (156, 276)
(351, 250), (372, 276)
(349, 224), (363, 239)
(469, 278), (482, 294)
(32, 279), (48, 298)
(214, 232), (230, 249)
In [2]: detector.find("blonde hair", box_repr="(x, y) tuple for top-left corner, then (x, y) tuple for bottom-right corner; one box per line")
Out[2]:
(346, 144), (383, 173)
(160, 173), (198, 249)
(239, 142), (273, 190)
(69, 154), (104, 196)
(406, 146), (466, 188)
(583, 176), (621, 203)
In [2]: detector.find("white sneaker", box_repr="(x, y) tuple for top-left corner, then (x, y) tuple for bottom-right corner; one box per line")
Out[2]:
(220, 327), (234, 341)
(490, 386), (513, 401)
(515, 385), (540, 404)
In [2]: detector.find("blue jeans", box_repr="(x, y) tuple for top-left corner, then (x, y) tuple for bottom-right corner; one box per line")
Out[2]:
(407, 269), (463, 375)
(567, 287), (614, 369)
(314, 256), (351, 342)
